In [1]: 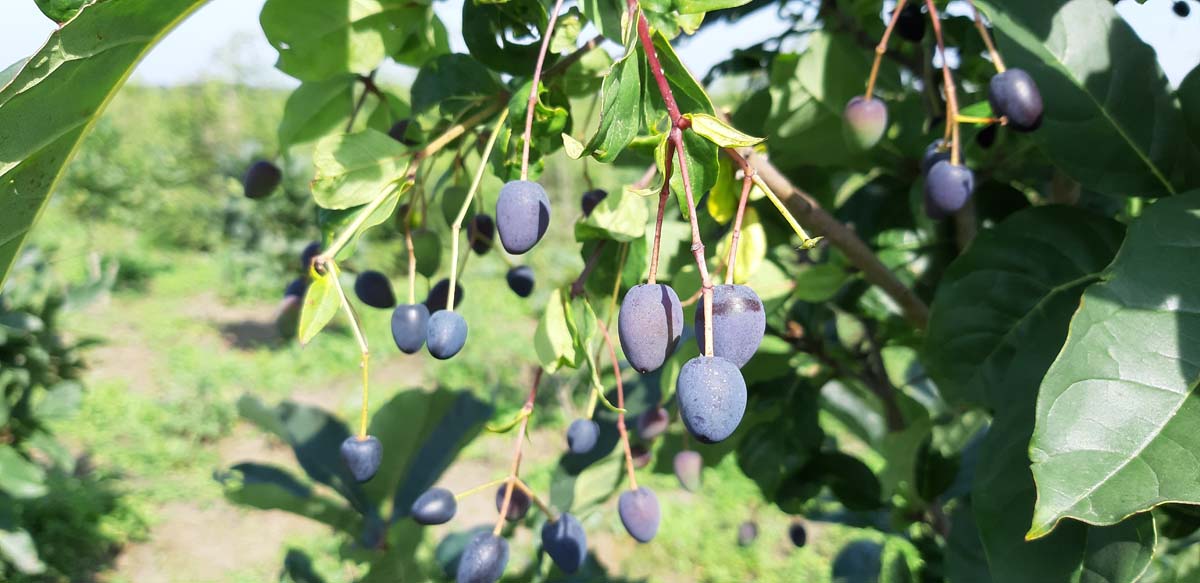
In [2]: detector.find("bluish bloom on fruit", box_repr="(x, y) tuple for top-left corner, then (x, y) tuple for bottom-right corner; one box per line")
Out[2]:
(391, 303), (430, 354)
(618, 284), (684, 374)
(456, 532), (509, 583)
(923, 161), (976, 220)
(678, 356), (747, 444)
(566, 419), (599, 454)
(694, 284), (765, 368)
(426, 310), (468, 360)
(542, 512), (588, 573)
(496, 180), (551, 255)
(339, 435), (382, 483)
(412, 487), (457, 525)
(618, 487), (661, 543)
(988, 68), (1043, 132)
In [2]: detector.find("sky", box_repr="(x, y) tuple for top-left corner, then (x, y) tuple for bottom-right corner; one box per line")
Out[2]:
(0, 0), (1197, 88)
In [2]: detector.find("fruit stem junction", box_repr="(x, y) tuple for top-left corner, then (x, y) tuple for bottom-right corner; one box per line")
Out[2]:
(864, 0), (908, 99)
(495, 368), (542, 536)
(925, 0), (963, 166)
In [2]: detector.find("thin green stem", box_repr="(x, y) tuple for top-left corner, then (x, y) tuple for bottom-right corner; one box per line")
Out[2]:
(448, 109), (510, 311)
(327, 262), (371, 438)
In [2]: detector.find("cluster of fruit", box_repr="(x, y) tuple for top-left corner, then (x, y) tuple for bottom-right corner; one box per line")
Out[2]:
(842, 0), (1044, 219)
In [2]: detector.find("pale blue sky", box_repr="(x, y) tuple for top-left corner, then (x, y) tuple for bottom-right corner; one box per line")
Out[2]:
(1, 0), (1197, 87)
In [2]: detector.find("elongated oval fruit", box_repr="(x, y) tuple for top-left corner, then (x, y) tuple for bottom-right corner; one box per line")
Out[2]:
(618, 284), (684, 374)
(737, 521), (758, 547)
(425, 278), (464, 313)
(412, 487), (457, 525)
(354, 270), (396, 309)
(988, 68), (1043, 132)
(496, 180), (551, 254)
(243, 160), (281, 199)
(842, 96), (887, 149)
(541, 512), (587, 574)
(427, 311), (468, 360)
(506, 266), (535, 298)
(896, 3), (925, 42)
(678, 356), (747, 444)
(636, 407), (670, 440)
(391, 303), (430, 354)
(923, 161), (976, 220)
(618, 487), (661, 543)
(494, 485), (530, 522)
(694, 284), (765, 368)
(789, 522), (808, 548)
(566, 419), (599, 454)
(673, 450), (702, 492)
(581, 189), (608, 217)
(339, 435), (382, 483)
(456, 532), (509, 583)
(467, 214), (496, 255)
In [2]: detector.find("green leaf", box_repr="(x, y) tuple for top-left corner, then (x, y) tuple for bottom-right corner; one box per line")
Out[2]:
(317, 180), (408, 260)
(0, 510), (43, 575)
(33, 0), (86, 23)
(1180, 66), (1200, 152)
(575, 188), (650, 242)
(793, 263), (852, 303)
(1028, 192), (1200, 538)
(298, 265), (342, 345)
(0, 0), (211, 290)
(674, 0), (750, 14)
(975, 0), (1200, 196)
(461, 0), (547, 76)
(924, 207), (1125, 408)
(713, 207), (766, 284)
(311, 130), (408, 209)
(0, 446), (46, 499)
(685, 113), (763, 148)
(279, 76), (358, 149)
(706, 156), (738, 224)
(563, 47), (642, 163)
(535, 287), (579, 373)
(260, 0), (423, 81)
(410, 54), (504, 118)
(32, 380), (83, 420)
(578, 0), (624, 43)
(494, 80), (570, 181)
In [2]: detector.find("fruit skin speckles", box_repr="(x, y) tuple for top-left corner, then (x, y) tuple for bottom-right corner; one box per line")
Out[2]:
(694, 284), (765, 368)
(426, 311), (468, 360)
(988, 69), (1044, 132)
(339, 435), (382, 483)
(456, 532), (509, 583)
(618, 284), (684, 374)
(496, 180), (551, 255)
(411, 487), (457, 525)
(618, 487), (661, 543)
(677, 356), (747, 444)
(541, 512), (588, 573)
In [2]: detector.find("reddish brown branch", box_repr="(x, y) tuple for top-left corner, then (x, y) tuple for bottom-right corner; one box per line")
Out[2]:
(596, 318), (639, 490)
(494, 368), (542, 535)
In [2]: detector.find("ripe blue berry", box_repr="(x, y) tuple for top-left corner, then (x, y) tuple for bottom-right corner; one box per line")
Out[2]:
(843, 96), (888, 149)
(300, 241), (321, 272)
(496, 180), (551, 254)
(566, 419), (599, 454)
(426, 310), (468, 360)
(673, 450), (702, 492)
(541, 512), (587, 573)
(456, 532), (508, 583)
(618, 487), (661, 543)
(988, 68), (1043, 132)
(505, 266), (535, 298)
(284, 277), (307, 299)
(243, 160), (281, 199)
(467, 214), (495, 255)
(789, 522), (808, 548)
(618, 284), (684, 374)
(694, 284), (765, 368)
(339, 435), (382, 483)
(425, 278), (464, 312)
(391, 303), (430, 354)
(677, 356), (747, 444)
(581, 189), (608, 217)
(494, 485), (530, 522)
(412, 487), (457, 525)
(921, 140), (950, 176)
(923, 161), (975, 220)
(354, 270), (396, 309)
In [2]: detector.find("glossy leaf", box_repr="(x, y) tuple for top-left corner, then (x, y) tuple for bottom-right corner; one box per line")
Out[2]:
(575, 188), (650, 242)
(410, 54), (504, 118)
(1029, 192), (1200, 538)
(535, 287), (579, 373)
(0, 0), (211, 290)
(685, 113), (764, 148)
(976, 0), (1200, 196)
(33, 0), (86, 23)
(461, 0), (547, 76)
(0, 446), (46, 499)
(713, 207), (766, 284)
(279, 76), (358, 149)
(311, 130), (408, 209)
(562, 47), (642, 163)
(298, 265), (342, 345)
(260, 0), (423, 81)
(924, 207), (1125, 408)
(317, 180), (409, 260)
(706, 156), (738, 224)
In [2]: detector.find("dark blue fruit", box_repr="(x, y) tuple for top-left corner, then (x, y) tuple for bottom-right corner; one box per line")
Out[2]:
(284, 277), (307, 299)
(789, 522), (807, 547)
(541, 512), (587, 574)
(843, 96), (888, 149)
(300, 242), (321, 272)
(737, 521), (758, 547)
(412, 487), (457, 525)
(618, 284), (684, 374)
(354, 270), (396, 308)
(636, 407), (669, 440)
(1174, 0), (1190, 17)
(243, 160), (281, 199)
(426, 310), (468, 359)
(496, 180), (551, 254)
(456, 532), (509, 583)
(388, 119), (418, 146)
(988, 68), (1043, 132)
(581, 189), (608, 217)
(694, 284), (765, 369)
(923, 161), (975, 220)
(566, 419), (599, 454)
(896, 3), (925, 42)
(506, 266), (535, 298)
(340, 435), (382, 483)
(391, 303), (430, 354)
(495, 485), (530, 521)
(673, 450), (702, 492)
(921, 140), (950, 176)
(630, 444), (651, 469)
(618, 487), (661, 543)
(425, 278), (464, 312)
(467, 214), (495, 255)
(678, 356), (747, 444)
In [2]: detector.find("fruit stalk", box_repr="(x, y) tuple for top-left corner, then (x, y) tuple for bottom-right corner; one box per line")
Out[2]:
(966, 0), (1006, 73)
(346, 70), (377, 133)
(596, 317), (639, 490)
(415, 100), (505, 162)
(646, 139), (676, 285)
(327, 262), (371, 438)
(669, 129), (715, 357)
(454, 477), (510, 501)
(449, 110), (510, 312)
(403, 202), (417, 304)
(864, 0), (908, 99)
(722, 150), (757, 284)
(511, 477), (558, 522)
(520, 0), (567, 181)
(495, 368), (542, 536)
(925, 0), (962, 165)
